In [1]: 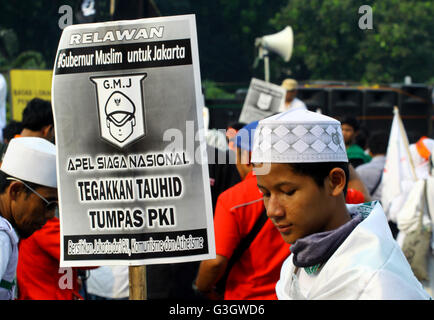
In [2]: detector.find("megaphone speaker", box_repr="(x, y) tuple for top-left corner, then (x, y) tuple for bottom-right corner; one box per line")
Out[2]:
(261, 26), (294, 62)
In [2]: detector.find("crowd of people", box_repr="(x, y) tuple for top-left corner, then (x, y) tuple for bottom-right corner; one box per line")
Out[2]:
(0, 77), (433, 300)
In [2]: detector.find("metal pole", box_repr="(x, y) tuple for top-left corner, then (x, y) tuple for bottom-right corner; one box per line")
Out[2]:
(110, 0), (116, 19)
(263, 49), (270, 82)
(129, 265), (147, 300)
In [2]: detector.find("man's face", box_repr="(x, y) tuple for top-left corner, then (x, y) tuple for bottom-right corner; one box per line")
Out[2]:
(11, 184), (58, 238)
(341, 124), (355, 146)
(255, 163), (335, 244)
(285, 90), (297, 103)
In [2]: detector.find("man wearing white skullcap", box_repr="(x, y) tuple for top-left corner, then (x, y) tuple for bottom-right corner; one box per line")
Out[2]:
(279, 79), (307, 112)
(252, 108), (430, 299)
(0, 137), (57, 299)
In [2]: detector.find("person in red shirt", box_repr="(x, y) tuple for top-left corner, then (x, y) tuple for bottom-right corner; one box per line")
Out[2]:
(13, 99), (95, 299)
(17, 217), (96, 300)
(194, 121), (291, 300)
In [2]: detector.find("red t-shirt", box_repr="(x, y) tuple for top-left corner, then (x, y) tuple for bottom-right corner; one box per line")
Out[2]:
(17, 217), (95, 300)
(214, 171), (290, 300)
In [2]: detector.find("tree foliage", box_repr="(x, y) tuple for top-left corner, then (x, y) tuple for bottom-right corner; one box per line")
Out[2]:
(270, 0), (434, 84)
(155, 0), (285, 82)
(0, 28), (47, 70)
(0, 0), (108, 71)
(0, 0), (432, 86)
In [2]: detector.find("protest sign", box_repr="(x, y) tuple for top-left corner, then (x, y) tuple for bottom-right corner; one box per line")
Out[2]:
(9, 69), (53, 121)
(52, 15), (215, 267)
(238, 78), (285, 124)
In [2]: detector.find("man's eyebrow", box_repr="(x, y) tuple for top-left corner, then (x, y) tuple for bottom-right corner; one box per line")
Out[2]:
(257, 181), (296, 190)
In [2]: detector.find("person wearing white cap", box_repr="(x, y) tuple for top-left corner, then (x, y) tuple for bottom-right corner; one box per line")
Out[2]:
(251, 108), (430, 299)
(279, 78), (307, 113)
(194, 120), (290, 300)
(0, 137), (57, 299)
(0, 98), (54, 163)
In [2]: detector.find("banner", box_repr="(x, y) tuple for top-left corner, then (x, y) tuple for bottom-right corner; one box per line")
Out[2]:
(9, 69), (53, 121)
(381, 107), (417, 221)
(238, 78), (285, 124)
(0, 74), (6, 140)
(52, 15), (215, 267)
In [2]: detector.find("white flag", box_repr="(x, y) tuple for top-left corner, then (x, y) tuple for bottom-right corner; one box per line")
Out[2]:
(381, 107), (417, 220)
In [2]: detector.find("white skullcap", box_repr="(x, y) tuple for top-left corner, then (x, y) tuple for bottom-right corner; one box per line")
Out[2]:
(1, 137), (57, 188)
(251, 108), (348, 163)
(281, 78), (298, 91)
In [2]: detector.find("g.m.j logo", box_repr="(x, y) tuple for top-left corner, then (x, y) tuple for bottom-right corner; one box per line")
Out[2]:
(91, 74), (147, 148)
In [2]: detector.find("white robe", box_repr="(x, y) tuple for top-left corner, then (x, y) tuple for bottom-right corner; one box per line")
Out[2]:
(276, 202), (431, 300)
(0, 217), (18, 300)
(279, 98), (307, 113)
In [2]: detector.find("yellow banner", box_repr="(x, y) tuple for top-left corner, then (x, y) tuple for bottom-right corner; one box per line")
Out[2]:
(9, 69), (52, 121)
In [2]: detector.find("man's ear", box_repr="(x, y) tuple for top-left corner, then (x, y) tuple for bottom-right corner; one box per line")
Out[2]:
(243, 149), (253, 166)
(8, 181), (26, 201)
(327, 168), (346, 196)
(41, 124), (54, 138)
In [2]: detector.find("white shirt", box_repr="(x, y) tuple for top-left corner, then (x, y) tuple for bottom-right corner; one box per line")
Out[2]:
(276, 202), (431, 300)
(279, 97), (307, 113)
(86, 265), (129, 299)
(0, 217), (18, 300)
(0, 232), (12, 279)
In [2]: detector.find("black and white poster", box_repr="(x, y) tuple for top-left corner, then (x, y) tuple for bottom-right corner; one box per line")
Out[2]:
(238, 78), (286, 124)
(52, 15), (215, 267)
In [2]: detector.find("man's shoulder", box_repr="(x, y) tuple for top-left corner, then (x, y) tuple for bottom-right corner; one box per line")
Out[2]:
(0, 230), (12, 266)
(331, 204), (413, 275)
(347, 144), (364, 153)
(347, 144), (371, 161)
(358, 158), (385, 173)
(355, 160), (378, 174)
(0, 217), (15, 236)
(292, 98), (307, 108)
(0, 230), (11, 244)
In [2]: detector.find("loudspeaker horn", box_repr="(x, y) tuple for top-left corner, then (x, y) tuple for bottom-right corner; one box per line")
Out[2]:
(259, 26), (294, 62)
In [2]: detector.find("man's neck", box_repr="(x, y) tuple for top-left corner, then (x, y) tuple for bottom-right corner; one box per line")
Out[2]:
(20, 129), (43, 138)
(285, 98), (294, 106)
(324, 198), (352, 232)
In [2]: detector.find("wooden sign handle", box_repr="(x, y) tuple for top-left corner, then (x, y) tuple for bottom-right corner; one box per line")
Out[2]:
(129, 265), (147, 300)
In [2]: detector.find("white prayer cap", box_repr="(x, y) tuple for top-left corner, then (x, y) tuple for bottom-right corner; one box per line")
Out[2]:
(251, 108), (348, 163)
(1, 137), (57, 188)
(281, 78), (298, 91)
